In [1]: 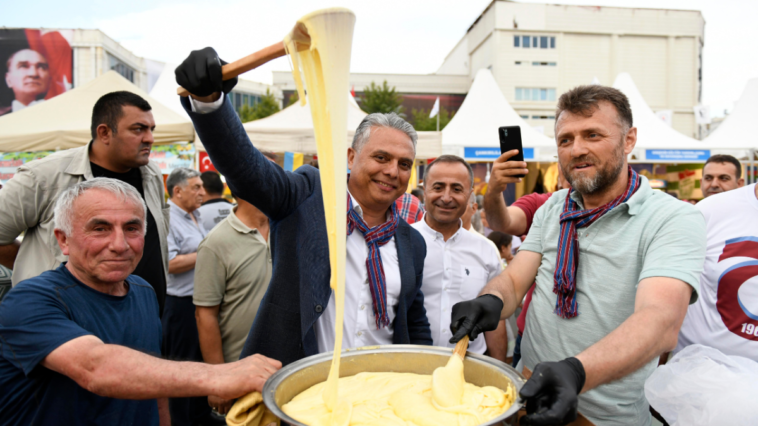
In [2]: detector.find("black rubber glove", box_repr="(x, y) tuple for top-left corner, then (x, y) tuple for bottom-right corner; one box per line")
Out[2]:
(519, 357), (586, 426)
(449, 294), (504, 343)
(175, 47), (238, 97)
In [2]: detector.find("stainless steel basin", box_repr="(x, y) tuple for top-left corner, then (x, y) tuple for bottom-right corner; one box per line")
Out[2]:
(262, 344), (526, 425)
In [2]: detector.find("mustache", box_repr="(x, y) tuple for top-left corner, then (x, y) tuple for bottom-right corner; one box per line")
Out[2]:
(566, 155), (600, 169)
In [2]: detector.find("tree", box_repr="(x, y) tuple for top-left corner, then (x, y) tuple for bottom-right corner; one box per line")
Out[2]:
(411, 107), (455, 131)
(238, 89), (281, 123)
(358, 81), (404, 116)
(286, 91), (300, 107)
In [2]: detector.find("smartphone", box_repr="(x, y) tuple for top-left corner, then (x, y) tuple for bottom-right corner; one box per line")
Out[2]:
(498, 126), (525, 178)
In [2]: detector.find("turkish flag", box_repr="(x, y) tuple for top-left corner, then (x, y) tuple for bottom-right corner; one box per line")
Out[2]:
(199, 152), (216, 172)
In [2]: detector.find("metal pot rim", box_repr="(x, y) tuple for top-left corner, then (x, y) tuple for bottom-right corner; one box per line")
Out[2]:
(262, 344), (526, 425)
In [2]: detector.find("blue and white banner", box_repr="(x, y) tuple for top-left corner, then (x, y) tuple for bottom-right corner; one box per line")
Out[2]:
(645, 149), (710, 161)
(464, 147), (535, 160)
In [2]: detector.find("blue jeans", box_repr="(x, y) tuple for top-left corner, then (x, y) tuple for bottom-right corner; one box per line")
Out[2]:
(512, 333), (522, 368)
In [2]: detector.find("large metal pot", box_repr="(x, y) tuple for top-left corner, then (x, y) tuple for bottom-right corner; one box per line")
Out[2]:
(262, 344), (526, 425)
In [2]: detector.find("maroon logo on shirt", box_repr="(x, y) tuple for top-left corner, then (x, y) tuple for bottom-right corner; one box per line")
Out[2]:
(717, 237), (758, 341)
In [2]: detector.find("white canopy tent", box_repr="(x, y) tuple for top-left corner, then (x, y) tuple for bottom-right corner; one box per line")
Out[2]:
(149, 62), (189, 119)
(612, 73), (708, 163)
(442, 68), (556, 162)
(0, 71), (194, 152)
(701, 78), (758, 155)
(701, 78), (758, 183)
(242, 94), (441, 159)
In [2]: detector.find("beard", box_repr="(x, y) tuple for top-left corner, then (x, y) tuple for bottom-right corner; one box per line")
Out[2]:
(561, 142), (626, 196)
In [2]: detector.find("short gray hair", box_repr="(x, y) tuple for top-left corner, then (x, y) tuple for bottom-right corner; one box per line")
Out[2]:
(54, 178), (147, 236)
(352, 112), (417, 153)
(423, 155), (474, 189)
(167, 167), (201, 197)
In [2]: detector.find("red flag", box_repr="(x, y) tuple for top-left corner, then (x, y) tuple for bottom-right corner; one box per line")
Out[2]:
(350, 85), (355, 98)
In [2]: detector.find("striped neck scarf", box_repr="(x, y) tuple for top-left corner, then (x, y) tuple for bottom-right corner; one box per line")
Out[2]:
(553, 166), (641, 319)
(346, 193), (400, 329)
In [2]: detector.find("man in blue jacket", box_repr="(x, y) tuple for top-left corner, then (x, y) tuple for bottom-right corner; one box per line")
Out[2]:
(176, 48), (432, 367)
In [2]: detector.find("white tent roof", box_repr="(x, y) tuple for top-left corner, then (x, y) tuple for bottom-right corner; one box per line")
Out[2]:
(613, 73), (704, 155)
(0, 71), (194, 152)
(149, 62), (189, 119)
(243, 94), (441, 158)
(701, 78), (758, 152)
(442, 68), (556, 161)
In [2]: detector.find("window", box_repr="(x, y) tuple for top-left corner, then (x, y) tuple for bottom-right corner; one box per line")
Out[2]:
(515, 61), (522, 65)
(531, 61), (558, 67)
(532, 115), (557, 120)
(108, 54), (135, 83)
(516, 87), (557, 102)
(514, 35), (556, 49)
(520, 115), (529, 120)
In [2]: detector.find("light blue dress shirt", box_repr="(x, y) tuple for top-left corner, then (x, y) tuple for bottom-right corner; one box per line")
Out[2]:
(166, 200), (207, 297)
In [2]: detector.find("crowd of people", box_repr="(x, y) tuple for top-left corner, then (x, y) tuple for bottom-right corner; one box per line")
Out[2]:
(0, 46), (753, 426)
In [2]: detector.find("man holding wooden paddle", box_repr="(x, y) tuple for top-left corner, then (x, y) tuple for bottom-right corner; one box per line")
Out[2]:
(175, 48), (432, 372)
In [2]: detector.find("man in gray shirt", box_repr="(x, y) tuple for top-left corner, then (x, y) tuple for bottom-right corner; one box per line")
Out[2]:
(197, 171), (234, 233)
(163, 168), (222, 426)
(449, 85), (706, 426)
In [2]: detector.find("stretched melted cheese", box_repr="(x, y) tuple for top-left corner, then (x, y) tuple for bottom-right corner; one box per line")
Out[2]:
(284, 7), (356, 417)
(281, 370), (516, 426)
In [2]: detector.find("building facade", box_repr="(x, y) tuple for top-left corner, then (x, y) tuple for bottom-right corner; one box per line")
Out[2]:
(272, 2), (704, 139)
(438, 2), (705, 138)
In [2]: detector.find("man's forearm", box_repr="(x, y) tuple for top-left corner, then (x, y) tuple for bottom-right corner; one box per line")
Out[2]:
(168, 253), (197, 274)
(196, 307), (225, 365)
(0, 241), (20, 269)
(59, 340), (222, 399)
(575, 305), (685, 392)
(483, 188), (512, 233)
(480, 268), (521, 320)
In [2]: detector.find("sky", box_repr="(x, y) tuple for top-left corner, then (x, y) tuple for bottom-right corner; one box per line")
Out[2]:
(4, 0), (757, 117)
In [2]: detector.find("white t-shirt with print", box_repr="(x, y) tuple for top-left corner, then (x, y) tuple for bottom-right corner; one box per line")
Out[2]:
(675, 184), (758, 361)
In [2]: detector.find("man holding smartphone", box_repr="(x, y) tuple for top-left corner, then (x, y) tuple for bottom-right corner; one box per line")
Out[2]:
(449, 85), (706, 426)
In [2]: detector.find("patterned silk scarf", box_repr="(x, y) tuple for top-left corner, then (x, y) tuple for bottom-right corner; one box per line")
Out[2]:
(346, 193), (400, 329)
(553, 166), (641, 318)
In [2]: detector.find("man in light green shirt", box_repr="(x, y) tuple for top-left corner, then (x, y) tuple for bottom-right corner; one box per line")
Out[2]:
(194, 196), (271, 415)
(449, 85), (706, 426)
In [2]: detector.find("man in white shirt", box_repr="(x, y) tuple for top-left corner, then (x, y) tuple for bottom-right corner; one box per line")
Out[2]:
(675, 183), (758, 361)
(412, 155), (507, 361)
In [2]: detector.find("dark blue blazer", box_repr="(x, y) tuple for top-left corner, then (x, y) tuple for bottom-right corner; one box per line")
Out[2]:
(183, 97), (432, 366)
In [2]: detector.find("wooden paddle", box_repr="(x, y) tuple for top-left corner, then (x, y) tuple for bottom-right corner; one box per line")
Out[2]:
(453, 335), (470, 359)
(176, 19), (312, 97)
